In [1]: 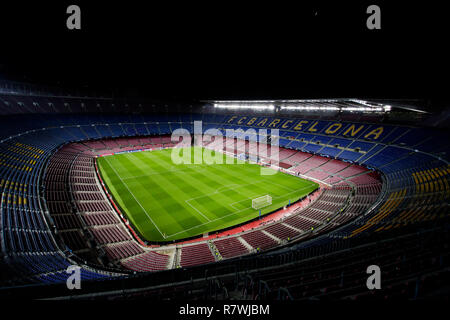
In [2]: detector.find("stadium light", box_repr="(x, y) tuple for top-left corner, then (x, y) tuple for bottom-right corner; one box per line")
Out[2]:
(343, 106), (384, 112)
(279, 105), (386, 112)
(280, 106), (340, 111)
(213, 103), (275, 111)
(211, 99), (392, 113)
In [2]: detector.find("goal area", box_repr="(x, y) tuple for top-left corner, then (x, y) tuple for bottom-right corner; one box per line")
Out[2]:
(252, 195), (272, 210)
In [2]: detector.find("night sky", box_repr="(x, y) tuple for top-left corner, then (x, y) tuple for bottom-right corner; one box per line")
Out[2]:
(0, 2), (448, 108)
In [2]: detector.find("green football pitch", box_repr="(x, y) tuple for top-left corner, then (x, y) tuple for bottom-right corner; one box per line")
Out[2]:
(97, 147), (319, 242)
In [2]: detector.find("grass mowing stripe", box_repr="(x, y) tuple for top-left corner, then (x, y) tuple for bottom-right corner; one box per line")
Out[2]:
(98, 147), (319, 242)
(144, 151), (252, 218)
(163, 184), (317, 238)
(134, 152), (232, 221)
(131, 153), (220, 222)
(118, 153), (208, 232)
(103, 156), (166, 238)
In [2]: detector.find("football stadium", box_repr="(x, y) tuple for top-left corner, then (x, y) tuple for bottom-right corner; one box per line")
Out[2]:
(0, 86), (448, 300)
(0, 3), (449, 307)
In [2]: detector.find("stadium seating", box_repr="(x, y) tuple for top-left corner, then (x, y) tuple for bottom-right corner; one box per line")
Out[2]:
(213, 237), (250, 258)
(121, 251), (170, 272)
(180, 243), (215, 267)
(0, 92), (448, 294)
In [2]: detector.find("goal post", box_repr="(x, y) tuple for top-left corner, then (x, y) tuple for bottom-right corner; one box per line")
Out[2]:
(252, 195), (272, 210)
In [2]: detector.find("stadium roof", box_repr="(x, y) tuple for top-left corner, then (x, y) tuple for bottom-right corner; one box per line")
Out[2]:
(205, 99), (430, 113)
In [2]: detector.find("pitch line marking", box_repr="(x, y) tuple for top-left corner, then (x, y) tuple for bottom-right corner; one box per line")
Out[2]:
(185, 181), (267, 218)
(120, 165), (208, 180)
(215, 184), (239, 193)
(268, 181), (296, 193)
(229, 193), (269, 210)
(185, 180), (268, 203)
(104, 157), (166, 239)
(184, 199), (211, 222)
(185, 181), (263, 221)
(165, 184), (316, 238)
(105, 152), (318, 240)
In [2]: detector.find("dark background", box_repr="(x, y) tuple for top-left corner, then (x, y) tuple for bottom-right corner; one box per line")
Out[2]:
(0, 1), (448, 109)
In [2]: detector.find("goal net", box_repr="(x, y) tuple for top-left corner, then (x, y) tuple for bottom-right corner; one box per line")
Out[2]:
(252, 195), (272, 210)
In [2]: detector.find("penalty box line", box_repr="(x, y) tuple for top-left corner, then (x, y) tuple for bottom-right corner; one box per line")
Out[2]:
(168, 184), (315, 239)
(184, 181), (263, 222)
(230, 183), (315, 210)
(184, 180), (269, 219)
